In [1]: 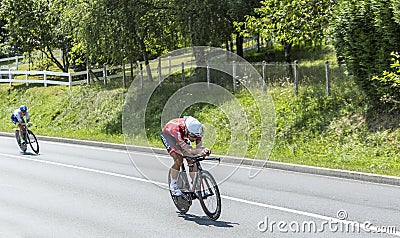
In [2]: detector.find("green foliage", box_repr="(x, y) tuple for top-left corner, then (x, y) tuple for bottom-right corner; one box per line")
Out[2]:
(0, 0), (73, 72)
(237, 0), (335, 46)
(332, 0), (400, 105)
(32, 56), (54, 71)
(173, 0), (232, 46)
(372, 52), (400, 110)
(236, 0), (335, 77)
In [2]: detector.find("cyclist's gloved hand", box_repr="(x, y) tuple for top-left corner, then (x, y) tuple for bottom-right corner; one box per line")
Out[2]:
(201, 148), (211, 157)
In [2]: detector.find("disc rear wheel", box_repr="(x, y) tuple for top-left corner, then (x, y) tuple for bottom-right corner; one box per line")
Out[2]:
(168, 169), (191, 214)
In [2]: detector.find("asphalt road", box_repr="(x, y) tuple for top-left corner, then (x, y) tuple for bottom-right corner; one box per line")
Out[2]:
(0, 135), (399, 238)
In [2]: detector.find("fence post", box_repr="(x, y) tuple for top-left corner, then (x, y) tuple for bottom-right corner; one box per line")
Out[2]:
(294, 60), (299, 95)
(168, 56), (171, 75)
(86, 64), (90, 85)
(122, 63), (126, 88)
(131, 61), (134, 79)
(69, 73), (72, 90)
(25, 73), (29, 86)
(325, 61), (331, 96)
(158, 57), (162, 87)
(103, 64), (107, 86)
(181, 62), (185, 86)
(207, 64), (210, 89)
(232, 61), (236, 93)
(9, 69), (12, 86)
(139, 63), (143, 89)
(262, 61), (266, 92)
(16, 57), (19, 70)
(44, 71), (47, 87)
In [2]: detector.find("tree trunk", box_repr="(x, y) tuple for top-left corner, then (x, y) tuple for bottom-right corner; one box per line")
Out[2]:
(236, 34), (244, 57)
(45, 48), (68, 73)
(282, 41), (293, 79)
(139, 40), (153, 82)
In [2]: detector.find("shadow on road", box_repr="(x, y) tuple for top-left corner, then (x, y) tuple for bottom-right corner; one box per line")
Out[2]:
(177, 213), (239, 228)
(20, 151), (39, 156)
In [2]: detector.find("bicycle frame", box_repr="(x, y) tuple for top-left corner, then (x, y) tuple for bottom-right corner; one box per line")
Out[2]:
(181, 156), (220, 197)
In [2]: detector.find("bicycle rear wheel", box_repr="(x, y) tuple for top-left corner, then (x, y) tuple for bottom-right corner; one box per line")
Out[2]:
(27, 130), (39, 154)
(168, 169), (191, 214)
(197, 170), (221, 220)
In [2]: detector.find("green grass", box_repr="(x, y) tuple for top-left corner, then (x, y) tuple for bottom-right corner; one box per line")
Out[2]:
(0, 83), (126, 144)
(1, 46), (400, 177)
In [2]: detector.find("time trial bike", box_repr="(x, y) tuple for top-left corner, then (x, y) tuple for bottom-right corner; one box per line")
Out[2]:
(168, 155), (221, 221)
(15, 123), (39, 154)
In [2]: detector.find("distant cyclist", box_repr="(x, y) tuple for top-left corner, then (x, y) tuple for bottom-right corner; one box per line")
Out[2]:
(11, 105), (30, 144)
(161, 116), (211, 196)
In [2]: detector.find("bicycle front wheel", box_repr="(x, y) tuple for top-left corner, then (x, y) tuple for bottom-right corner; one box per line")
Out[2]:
(27, 130), (39, 154)
(197, 170), (221, 220)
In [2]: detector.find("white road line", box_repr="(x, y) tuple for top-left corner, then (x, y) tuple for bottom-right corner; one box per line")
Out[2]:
(0, 152), (399, 236)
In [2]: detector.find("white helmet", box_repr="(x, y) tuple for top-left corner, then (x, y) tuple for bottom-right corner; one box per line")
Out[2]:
(184, 116), (203, 137)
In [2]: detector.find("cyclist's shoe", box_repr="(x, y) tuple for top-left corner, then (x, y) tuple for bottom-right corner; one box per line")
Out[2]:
(200, 190), (211, 199)
(20, 137), (26, 145)
(170, 181), (183, 196)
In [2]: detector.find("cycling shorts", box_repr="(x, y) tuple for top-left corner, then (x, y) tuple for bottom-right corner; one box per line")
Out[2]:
(11, 114), (19, 125)
(161, 132), (184, 155)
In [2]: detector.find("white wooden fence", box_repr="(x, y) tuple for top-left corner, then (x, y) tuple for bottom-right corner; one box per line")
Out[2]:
(0, 51), (197, 89)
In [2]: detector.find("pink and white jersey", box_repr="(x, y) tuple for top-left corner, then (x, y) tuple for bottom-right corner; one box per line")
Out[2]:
(162, 118), (202, 148)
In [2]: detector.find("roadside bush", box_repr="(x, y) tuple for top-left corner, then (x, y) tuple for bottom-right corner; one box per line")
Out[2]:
(372, 52), (400, 111)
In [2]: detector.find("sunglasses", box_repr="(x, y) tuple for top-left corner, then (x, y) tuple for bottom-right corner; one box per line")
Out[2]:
(188, 132), (199, 138)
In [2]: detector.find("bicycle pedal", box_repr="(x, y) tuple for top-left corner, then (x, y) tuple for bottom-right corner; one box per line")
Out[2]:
(190, 193), (197, 200)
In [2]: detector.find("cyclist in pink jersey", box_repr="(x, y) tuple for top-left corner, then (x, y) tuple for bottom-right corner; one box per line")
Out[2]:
(161, 116), (211, 196)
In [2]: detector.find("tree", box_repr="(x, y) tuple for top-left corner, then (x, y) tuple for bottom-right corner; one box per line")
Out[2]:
(227, 0), (261, 57)
(70, 0), (180, 80)
(238, 0), (335, 77)
(0, 0), (73, 72)
(0, 19), (8, 57)
(332, 0), (400, 104)
(173, 0), (231, 47)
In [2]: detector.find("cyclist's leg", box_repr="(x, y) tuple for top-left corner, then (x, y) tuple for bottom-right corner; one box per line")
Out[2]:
(17, 123), (25, 139)
(161, 132), (183, 181)
(170, 151), (184, 180)
(187, 161), (197, 182)
(169, 152), (185, 196)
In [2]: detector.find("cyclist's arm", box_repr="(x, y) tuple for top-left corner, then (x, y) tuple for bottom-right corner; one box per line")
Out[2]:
(25, 111), (30, 122)
(180, 143), (203, 156)
(195, 138), (211, 156)
(195, 138), (202, 148)
(182, 143), (210, 157)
